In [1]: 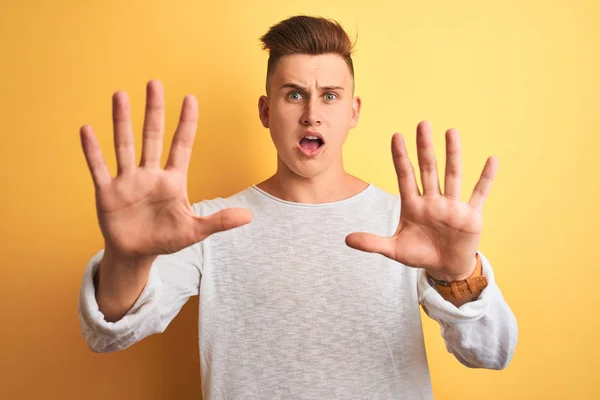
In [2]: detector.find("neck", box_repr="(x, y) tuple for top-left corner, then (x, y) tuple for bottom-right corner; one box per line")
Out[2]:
(256, 157), (369, 204)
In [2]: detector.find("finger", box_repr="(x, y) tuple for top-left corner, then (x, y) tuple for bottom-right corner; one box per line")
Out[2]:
(140, 80), (165, 168)
(444, 128), (462, 199)
(468, 156), (499, 213)
(165, 95), (199, 171)
(193, 208), (253, 240)
(416, 121), (442, 196)
(345, 232), (396, 259)
(392, 133), (420, 199)
(80, 125), (111, 188)
(112, 91), (136, 174)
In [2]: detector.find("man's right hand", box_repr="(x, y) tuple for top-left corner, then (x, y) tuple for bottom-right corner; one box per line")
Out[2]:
(81, 79), (252, 260)
(80, 80), (252, 321)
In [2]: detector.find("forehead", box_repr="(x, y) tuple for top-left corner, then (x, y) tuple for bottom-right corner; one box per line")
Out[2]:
(269, 53), (353, 88)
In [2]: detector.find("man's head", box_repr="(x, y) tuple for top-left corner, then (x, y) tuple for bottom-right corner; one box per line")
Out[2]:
(258, 16), (361, 180)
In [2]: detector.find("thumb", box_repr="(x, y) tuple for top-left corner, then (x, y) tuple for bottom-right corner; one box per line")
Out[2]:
(194, 208), (253, 240)
(345, 232), (396, 260)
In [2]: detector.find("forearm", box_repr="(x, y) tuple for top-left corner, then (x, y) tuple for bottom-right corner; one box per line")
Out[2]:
(418, 251), (518, 370)
(436, 293), (518, 369)
(95, 247), (157, 322)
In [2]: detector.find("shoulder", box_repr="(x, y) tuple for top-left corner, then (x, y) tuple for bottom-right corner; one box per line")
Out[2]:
(349, 184), (401, 237)
(191, 186), (259, 217)
(361, 184), (400, 211)
(346, 184), (401, 231)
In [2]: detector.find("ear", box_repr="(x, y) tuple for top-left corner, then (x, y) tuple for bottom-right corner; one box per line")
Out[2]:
(258, 95), (270, 128)
(350, 96), (362, 129)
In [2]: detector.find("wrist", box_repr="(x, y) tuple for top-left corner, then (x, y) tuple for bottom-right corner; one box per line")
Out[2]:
(96, 249), (157, 322)
(426, 253), (488, 306)
(427, 254), (478, 283)
(98, 247), (156, 291)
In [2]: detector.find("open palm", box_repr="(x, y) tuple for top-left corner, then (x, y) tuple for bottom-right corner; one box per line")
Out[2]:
(80, 80), (252, 260)
(346, 121), (498, 282)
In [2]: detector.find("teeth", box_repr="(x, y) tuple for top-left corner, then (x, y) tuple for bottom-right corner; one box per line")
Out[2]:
(304, 136), (320, 140)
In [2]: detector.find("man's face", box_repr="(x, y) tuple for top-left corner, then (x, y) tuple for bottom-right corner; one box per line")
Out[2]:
(258, 53), (361, 179)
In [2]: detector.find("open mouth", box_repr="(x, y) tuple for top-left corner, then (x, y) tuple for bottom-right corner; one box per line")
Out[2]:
(299, 136), (324, 152)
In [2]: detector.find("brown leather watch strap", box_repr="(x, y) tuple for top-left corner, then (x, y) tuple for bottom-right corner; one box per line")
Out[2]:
(427, 253), (488, 302)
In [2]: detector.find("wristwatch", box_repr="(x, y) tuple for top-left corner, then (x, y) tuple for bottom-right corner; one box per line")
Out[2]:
(426, 253), (488, 302)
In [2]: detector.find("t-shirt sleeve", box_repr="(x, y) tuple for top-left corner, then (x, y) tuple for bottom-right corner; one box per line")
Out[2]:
(417, 250), (518, 370)
(77, 210), (204, 353)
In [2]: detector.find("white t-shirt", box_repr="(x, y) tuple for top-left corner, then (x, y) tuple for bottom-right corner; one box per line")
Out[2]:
(78, 184), (518, 399)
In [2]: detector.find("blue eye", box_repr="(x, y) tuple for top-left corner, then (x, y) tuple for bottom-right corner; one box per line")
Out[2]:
(324, 93), (337, 101)
(288, 91), (304, 101)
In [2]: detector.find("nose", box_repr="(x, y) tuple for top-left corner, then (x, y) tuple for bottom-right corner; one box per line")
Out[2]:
(301, 98), (322, 126)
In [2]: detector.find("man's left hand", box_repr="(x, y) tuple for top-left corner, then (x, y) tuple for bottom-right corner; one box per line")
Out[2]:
(346, 120), (498, 282)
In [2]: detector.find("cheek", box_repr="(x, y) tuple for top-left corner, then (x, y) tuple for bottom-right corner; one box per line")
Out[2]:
(330, 106), (353, 129)
(271, 104), (300, 130)
(269, 105), (298, 147)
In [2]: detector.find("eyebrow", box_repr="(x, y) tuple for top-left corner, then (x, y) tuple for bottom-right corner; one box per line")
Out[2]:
(279, 83), (345, 92)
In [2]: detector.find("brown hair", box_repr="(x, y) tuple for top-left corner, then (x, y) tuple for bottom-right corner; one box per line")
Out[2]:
(259, 15), (356, 93)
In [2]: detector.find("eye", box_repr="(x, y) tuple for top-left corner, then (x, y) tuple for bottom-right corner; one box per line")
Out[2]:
(288, 91), (304, 101)
(323, 92), (338, 102)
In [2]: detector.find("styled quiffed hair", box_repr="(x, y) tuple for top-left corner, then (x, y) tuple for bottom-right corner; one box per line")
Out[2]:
(259, 15), (356, 93)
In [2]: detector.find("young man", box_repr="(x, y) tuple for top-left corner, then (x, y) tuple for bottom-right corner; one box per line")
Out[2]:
(78, 16), (517, 399)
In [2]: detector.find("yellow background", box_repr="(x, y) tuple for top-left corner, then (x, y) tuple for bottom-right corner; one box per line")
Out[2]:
(1, 0), (598, 398)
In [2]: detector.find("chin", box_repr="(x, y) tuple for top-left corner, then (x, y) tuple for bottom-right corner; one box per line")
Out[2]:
(279, 154), (329, 180)
(292, 166), (326, 179)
